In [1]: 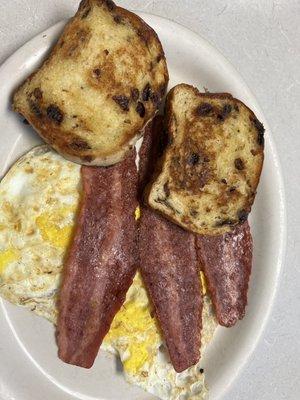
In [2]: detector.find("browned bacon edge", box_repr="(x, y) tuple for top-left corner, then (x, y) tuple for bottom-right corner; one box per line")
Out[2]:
(57, 151), (138, 368)
(138, 117), (202, 373)
(196, 222), (252, 327)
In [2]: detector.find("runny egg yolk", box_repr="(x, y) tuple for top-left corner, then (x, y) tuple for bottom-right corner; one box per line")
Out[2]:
(0, 248), (20, 274)
(104, 299), (160, 375)
(36, 207), (75, 248)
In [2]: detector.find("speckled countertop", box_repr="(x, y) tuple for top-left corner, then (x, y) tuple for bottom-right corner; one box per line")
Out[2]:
(0, 1), (299, 399)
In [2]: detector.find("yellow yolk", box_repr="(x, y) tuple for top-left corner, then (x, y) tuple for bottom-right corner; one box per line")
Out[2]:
(36, 207), (75, 248)
(135, 205), (141, 221)
(0, 248), (20, 274)
(105, 299), (160, 375)
(124, 341), (149, 375)
(200, 271), (207, 295)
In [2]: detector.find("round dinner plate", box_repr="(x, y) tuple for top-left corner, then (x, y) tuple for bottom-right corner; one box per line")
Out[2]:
(0, 12), (286, 400)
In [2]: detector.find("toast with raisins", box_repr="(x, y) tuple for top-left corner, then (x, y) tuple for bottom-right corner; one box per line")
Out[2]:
(147, 84), (264, 235)
(13, 0), (168, 166)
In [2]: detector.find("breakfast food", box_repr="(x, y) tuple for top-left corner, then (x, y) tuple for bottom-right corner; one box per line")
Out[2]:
(106, 273), (217, 400)
(0, 122), (256, 398)
(147, 84), (264, 235)
(2, 2), (266, 395)
(197, 222), (252, 327)
(0, 146), (80, 322)
(57, 151), (138, 368)
(13, 0), (169, 166)
(139, 117), (202, 373)
(0, 145), (217, 400)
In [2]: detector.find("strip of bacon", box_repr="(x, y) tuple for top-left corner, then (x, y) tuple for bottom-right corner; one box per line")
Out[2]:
(138, 117), (202, 373)
(196, 222), (252, 327)
(57, 151), (138, 368)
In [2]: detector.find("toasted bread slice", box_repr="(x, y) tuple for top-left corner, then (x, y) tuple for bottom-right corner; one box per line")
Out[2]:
(13, 0), (169, 166)
(147, 84), (264, 235)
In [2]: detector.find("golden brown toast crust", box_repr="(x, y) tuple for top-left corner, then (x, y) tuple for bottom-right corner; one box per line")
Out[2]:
(13, 0), (169, 166)
(147, 84), (264, 235)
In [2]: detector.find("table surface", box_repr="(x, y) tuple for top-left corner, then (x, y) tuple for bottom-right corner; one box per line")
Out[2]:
(0, 1), (299, 399)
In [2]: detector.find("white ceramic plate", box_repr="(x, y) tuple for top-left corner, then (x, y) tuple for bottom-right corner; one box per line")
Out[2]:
(0, 13), (286, 400)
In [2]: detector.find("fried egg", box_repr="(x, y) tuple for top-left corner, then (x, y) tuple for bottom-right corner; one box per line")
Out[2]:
(0, 146), (217, 400)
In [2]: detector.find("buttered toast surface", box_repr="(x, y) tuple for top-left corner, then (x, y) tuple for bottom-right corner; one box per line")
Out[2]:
(13, 0), (169, 166)
(147, 84), (264, 235)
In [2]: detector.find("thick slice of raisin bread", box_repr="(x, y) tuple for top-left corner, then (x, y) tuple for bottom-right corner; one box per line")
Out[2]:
(13, 0), (169, 166)
(147, 84), (264, 235)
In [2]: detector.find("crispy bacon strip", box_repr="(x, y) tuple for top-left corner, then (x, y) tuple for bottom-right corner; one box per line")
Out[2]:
(57, 151), (138, 368)
(138, 117), (202, 373)
(196, 222), (252, 327)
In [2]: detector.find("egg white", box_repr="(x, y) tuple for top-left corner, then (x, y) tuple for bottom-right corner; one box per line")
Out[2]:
(0, 146), (217, 400)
